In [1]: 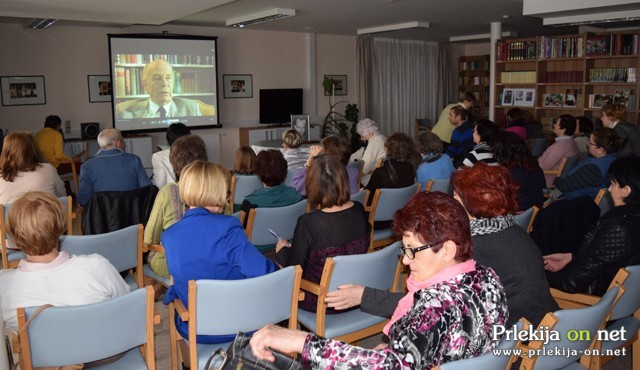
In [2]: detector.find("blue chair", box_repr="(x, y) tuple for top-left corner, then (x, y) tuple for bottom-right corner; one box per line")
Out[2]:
(528, 138), (550, 158)
(425, 178), (453, 195)
(142, 242), (171, 288)
(168, 265), (302, 370)
(1, 196), (73, 269)
(435, 319), (527, 370)
(595, 188), (613, 217)
(229, 175), (263, 212)
(350, 189), (367, 206)
(297, 242), (402, 342)
(366, 183), (421, 252)
(513, 206), (539, 233)
(17, 286), (156, 369)
(60, 224), (143, 290)
(241, 199), (308, 252)
(284, 168), (296, 186)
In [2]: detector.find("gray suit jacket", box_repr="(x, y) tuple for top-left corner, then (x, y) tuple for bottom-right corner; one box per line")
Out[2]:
(116, 97), (201, 119)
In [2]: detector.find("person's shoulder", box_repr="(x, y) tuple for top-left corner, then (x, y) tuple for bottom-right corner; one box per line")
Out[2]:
(173, 97), (199, 108)
(116, 98), (147, 111)
(69, 253), (113, 270)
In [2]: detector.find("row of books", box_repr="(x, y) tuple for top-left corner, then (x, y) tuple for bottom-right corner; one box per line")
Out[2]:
(538, 36), (584, 59)
(586, 34), (638, 56)
(497, 41), (537, 61)
(588, 68), (637, 83)
(459, 60), (489, 71)
(114, 67), (214, 97)
(500, 71), (537, 84)
(459, 76), (488, 86)
(542, 71), (584, 83)
(114, 54), (215, 66)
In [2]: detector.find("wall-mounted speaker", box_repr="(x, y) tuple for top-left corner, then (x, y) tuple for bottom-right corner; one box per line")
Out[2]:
(81, 122), (100, 140)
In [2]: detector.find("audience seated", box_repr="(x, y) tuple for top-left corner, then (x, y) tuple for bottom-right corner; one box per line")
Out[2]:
(444, 106), (475, 167)
(554, 127), (627, 201)
(544, 156), (640, 295)
(538, 115), (579, 188)
(601, 103), (640, 157)
(34, 115), (80, 184)
(492, 131), (545, 211)
(460, 119), (499, 168)
(252, 191), (508, 369)
(505, 107), (529, 140)
(77, 128), (151, 207)
(415, 130), (454, 190)
(574, 116), (597, 154)
(144, 135), (208, 279)
(276, 154), (370, 312)
(162, 161), (278, 344)
(0, 132), (65, 204)
(281, 129), (307, 170)
(349, 118), (386, 186)
(365, 132), (417, 196)
(241, 150), (302, 212)
(0, 192), (129, 331)
(151, 122), (191, 189)
(234, 146), (257, 175)
(290, 135), (359, 196)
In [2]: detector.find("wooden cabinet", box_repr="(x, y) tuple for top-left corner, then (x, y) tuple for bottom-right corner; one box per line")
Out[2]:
(459, 55), (490, 119)
(493, 33), (639, 130)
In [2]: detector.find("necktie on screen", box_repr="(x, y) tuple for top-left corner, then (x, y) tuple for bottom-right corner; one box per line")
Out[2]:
(158, 106), (167, 119)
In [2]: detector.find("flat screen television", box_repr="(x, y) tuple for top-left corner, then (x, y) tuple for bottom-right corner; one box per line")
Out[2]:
(259, 89), (303, 125)
(108, 34), (220, 134)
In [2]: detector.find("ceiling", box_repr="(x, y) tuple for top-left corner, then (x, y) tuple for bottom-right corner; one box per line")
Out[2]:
(1, 0), (639, 41)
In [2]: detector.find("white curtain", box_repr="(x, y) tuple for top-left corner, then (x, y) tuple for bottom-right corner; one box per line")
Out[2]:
(357, 36), (454, 136)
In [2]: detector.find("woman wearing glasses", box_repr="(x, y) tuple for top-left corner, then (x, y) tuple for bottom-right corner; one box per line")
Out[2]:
(250, 191), (508, 369)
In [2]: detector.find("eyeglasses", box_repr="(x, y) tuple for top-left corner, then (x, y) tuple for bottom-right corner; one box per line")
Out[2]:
(587, 142), (600, 148)
(398, 243), (440, 259)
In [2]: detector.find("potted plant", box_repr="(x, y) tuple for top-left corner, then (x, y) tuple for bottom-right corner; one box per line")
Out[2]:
(321, 77), (361, 152)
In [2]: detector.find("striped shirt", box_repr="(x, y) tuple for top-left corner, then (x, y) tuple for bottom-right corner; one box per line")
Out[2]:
(461, 143), (498, 168)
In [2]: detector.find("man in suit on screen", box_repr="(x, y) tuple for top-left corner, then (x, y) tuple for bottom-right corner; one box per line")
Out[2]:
(115, 59), (202, 119)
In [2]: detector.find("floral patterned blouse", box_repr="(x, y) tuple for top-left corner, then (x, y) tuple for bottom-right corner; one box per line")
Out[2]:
(301, 264), (508, 369)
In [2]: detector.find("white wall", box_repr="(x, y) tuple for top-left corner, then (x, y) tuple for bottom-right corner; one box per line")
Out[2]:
(0, 22), (357, 168)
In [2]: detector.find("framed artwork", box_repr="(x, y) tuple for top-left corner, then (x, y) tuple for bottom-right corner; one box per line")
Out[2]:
(324, 75), (347, 96)
(501, 88), (514, 106)
(1, 75), (46, 106)
(88, 75), (112, 103)
(223, 74), (253, 98)
(564, 88), (578, 107)
(291, 114), (311, 142)
(517, 88), (535, 107)
(543, 93), (565, 107)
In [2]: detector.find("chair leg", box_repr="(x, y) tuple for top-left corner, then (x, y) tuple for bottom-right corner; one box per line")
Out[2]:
(169, 304), (180, 370)
(633, 337), (639, 370)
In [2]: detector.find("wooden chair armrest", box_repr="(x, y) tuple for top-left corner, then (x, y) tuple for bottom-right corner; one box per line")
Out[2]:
(144, 243), (165, 253)
(300, 279), (324, 296)
(543, 169), (560, 176)
(172, 298), (189, 322)
(550, 288), (599, 308)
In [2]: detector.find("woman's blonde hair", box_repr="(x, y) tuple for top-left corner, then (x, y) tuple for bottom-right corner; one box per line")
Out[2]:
(7, 191), (66, 256)
(0, 132), (42, 182)
(282, 129), (303, 148)
(179, 160), (230, 208)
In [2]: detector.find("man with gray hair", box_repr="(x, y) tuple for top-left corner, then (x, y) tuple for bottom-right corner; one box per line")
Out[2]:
(77, 128), (151, 206)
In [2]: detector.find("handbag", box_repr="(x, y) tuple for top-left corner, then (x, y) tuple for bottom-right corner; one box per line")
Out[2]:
(204, 332), (300, 370)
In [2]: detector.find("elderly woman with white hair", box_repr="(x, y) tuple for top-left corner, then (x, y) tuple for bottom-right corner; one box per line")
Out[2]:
(349, 118), (387, 186)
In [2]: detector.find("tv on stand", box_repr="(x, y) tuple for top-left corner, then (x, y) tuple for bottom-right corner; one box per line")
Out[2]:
(259, 88), (303, 126)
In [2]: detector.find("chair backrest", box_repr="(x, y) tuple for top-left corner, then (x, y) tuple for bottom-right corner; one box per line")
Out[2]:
(326, 242), (400, 293)
(284, 168), (296, 186)
(594, 188), (613, 216)
(560, 153), (582, 177)
(369, 183), (421, 223)
(513, 206), (539, 233)
(425, 178), (453, 195)
(610, 265), (640, 320)
(527, 286), (620, 370)
(348, 160), (365, 186)
(350, 189), (367, 205)
(230, 175), (263, 206)
(243, 200), (308, 246)
(60, 224), (143, 288)
(528, 138), (549, 158)
(190, 265), (302, 335)
(17, 286), (155, 369)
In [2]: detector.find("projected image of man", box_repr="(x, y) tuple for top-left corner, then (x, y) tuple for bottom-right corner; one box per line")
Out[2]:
(116, 59), (201, 119)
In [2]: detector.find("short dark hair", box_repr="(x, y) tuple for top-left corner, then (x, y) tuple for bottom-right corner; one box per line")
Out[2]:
(461, 92), (476, 103)
(255, 150), (288, 187)
(417, 130), (443, 154)
(474, 119), (500, 145)
(492, 131), (537, 171)
(306, 154), (350, 209)
(322, 135), (351, 165)
(392, 191), (473, 262)
(166, 123), (191, 146)
(44, 115), (62, 129)
(608, 156), (640, 205)
(450, 106), (467, 121)
(385, 132), (418, 162)
(576, 116), (594, 135)
(170, 135), (208, 180)
(592, 127), (627, 154)
(556, 115), (576, 137)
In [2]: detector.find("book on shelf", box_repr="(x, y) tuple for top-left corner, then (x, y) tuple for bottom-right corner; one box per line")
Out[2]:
(586, 35), (610, 56)
(500, 71), (536, 84)
(564, 89), (578, 107)
(539, 36), (584, 59)
(498, 41), (537, 61)
(543, 71), (583, 83)
(589, 94), (614, 108)
(589, 67), (637, 83)
(543, 93), (564, 107)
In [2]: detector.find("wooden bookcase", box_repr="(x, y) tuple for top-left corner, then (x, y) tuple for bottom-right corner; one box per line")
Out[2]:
(459, 55), (490, 119)
(493, 32), (639, 130)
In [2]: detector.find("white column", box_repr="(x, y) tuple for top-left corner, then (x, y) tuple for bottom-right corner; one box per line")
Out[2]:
(489, 22), (502, 121)
(306, 33), (317, 117)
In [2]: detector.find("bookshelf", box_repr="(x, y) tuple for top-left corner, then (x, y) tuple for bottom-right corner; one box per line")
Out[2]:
(459, 55), (490, 119)
(113, 54), (215, 103)
(493, 32), (639, 131)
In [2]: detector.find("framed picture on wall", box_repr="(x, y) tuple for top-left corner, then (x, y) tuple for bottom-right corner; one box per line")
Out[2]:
(501, 88), (514, 106)
(324, 75), (347, 96)
(291, 114), (311, 142)
(223, 74), (253, 98)
(1, 75), (46, 106)
(88, 75), (112, 103)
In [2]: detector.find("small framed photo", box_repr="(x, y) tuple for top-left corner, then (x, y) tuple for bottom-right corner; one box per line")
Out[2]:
(501, 88), (514, 106)
(517, 88), (535, 107)
(291, 114), (311, 142)
(1, 75), (46, 106)
(564, 88), (578, 107)
(223, 74), (253, 98)
(88, 75), (112, 103)
(543, 93), (565, 107)
(324, 75), (347, 96)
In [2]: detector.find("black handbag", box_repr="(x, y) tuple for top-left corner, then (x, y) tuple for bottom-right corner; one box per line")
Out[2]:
(204, 332), (301, 370)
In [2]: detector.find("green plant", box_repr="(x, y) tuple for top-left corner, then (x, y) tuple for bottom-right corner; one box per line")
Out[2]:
(321, 77), (360, 153)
